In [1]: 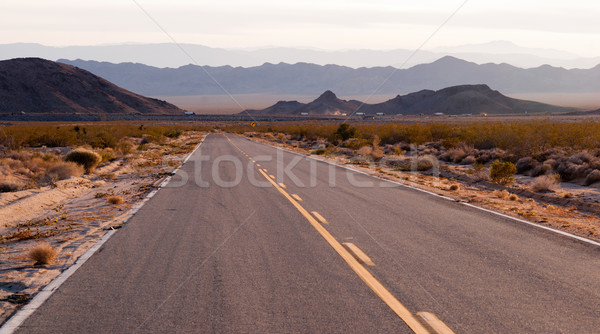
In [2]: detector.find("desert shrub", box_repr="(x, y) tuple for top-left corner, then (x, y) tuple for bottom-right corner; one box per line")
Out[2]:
(460, 155), (476, 165)
(509, 194), (519, 201)
(530, 163), (552, 177)
(28, 244), (58, 265)
(370, 149), (384, 160)
(584, 169), (600, 186)
(448, 143), (473, 163)
(415, 156), (435, 171)
(45, 162), (84, 180)
(100, 148), (116, 162)
(494, 189), (510, 199)
(312, 148), (327, 155)
(0, 180), (21, 192)
(89, 132), (117, 149)
(107, 195), (124, 204)
(357, 146), (373, 156)
(448, 184), (460, 191)
(332, 123), (356, 142)
(342, 138), (370, 150)
(164, 128), (183, 139)
(569, 151), (594, 165)
(489, 161), (516, 185)
(556, 161), (587, 181)
(531, 175), (558, 192)
(117, 140), (134, 155)
(516, 157), (538, 174)
(64, 148), (102, 173)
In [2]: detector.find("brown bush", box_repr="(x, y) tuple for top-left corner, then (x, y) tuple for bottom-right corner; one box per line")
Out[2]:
(516, 157), (538, 174)
(45, 162), (84, 180)
(107, 195), (124, 205)
(530, 163), (552, 177)
(584, 169), (600, 186)
(357, 146), (373, 156)
(28, 244), (58, 265)
(64, 148), (101, 172)
(460, 155), (476, 165)
(531, 175), (558, 192)
(448, 184), (460, 191)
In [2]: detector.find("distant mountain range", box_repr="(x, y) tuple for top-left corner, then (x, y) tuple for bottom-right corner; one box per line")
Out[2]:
(58, 56), (600, 97)
(2, 41), (600, 69)
(0, 58), (182, 114)
(245, 85), (576, 116)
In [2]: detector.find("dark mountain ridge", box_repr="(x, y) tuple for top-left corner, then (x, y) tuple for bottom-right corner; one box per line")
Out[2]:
(245, 85), (576, 115)
(0, 58), (182, 114)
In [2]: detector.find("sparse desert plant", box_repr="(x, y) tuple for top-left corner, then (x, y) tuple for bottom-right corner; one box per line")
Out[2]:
(509, 194), (519, 201)
(28, 244), (58, 265)
(448, 184), (460, 191)
(164, 128), (183, 139)
(107, 195), (124, 205)
(460, 155), (476, 165)
(99, 148), (116, 162)
(64, 148), (102, 172)
(357, 146), (373, 156)
(584, 169), (600, 186)
(0, 180), (21, 192)
(530, 163), (552, 177)
(45, 162), (84, 181)
(516, 157), (537, 174)
(494, 189), (510, 199)
(489, 161), (516, 185)
(449, 143), (473, 163)
(531, 175), (559, 192)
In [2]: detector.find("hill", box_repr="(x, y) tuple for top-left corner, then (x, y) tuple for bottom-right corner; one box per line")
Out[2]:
(58, 57), (600, 97)
(245, 85), (576, 116)
(0, 58), (182, 114)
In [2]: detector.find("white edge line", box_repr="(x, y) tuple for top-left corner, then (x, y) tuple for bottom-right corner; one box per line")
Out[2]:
(240, 135), (600, 249)
(0, 135), (207, 334)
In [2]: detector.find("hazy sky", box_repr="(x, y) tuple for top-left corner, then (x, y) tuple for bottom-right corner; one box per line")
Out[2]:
(2, 0), (600, 56)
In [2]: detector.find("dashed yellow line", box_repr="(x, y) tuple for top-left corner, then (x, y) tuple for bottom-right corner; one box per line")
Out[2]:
(343, 242), (375, 266)
(256, 164), (261, 167)
(269, 174), (276, 180)
(291, 194), (302, 202)
(257, 168), (430, 333)
(278, 183), (287, 189)
(311, 211), (329, 225)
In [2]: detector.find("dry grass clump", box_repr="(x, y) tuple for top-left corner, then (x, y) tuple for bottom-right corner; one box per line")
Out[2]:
(531, 175), (559, 193)
(45, 161), (84, 180)
(357, 146), (373, 156)
(494, 189), (510, 199)
(584, 169), (600, 186)
(28, 244), (58, 265)
(64, 148), (102, 172)
(448, 184), (460, 191)
(508, 193), (519, 201)
(106, 195), (124, 205)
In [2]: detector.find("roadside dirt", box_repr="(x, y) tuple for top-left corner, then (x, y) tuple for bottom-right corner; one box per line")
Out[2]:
(0, 132), (204, 325)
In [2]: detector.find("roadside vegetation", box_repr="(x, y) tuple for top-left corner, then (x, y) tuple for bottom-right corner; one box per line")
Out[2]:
(236, 120), (600, 188)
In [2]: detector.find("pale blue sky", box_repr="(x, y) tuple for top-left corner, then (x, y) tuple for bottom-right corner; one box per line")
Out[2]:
(2, 0), (600, 56)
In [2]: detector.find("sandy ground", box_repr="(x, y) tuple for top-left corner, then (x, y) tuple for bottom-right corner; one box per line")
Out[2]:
(248, 134), (600, 243)
(0, 132), (204, 325)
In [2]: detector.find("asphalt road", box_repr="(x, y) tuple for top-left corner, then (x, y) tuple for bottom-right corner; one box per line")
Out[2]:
(13, 133), (600, 333)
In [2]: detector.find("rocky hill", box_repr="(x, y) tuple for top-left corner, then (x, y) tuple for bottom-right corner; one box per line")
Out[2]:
(245, 85), (576, 115)
(0, 58), (182, 114)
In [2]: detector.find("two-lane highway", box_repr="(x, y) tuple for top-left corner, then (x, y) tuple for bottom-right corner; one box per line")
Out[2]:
(11, 133), (600, 333)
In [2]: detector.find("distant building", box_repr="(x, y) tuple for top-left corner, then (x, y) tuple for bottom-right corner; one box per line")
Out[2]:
(355, 112), (365, 116)
(375, 112), (385, 116)
(300, 112), (309, 116)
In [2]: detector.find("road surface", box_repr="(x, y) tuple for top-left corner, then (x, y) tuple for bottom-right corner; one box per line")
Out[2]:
(12, 133), (600, 333)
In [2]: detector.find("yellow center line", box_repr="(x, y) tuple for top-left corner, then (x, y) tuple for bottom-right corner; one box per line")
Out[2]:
(278, 182), (287, 189)
(257, 169), (430, 333)
(343, 242), (375, 266)
(311, 211), (329, 225)
(291, 194), (302, 202)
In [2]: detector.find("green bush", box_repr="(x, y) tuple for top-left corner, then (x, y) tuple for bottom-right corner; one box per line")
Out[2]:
(64, 148), (102, 172)
(490, 160), (516, 185)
